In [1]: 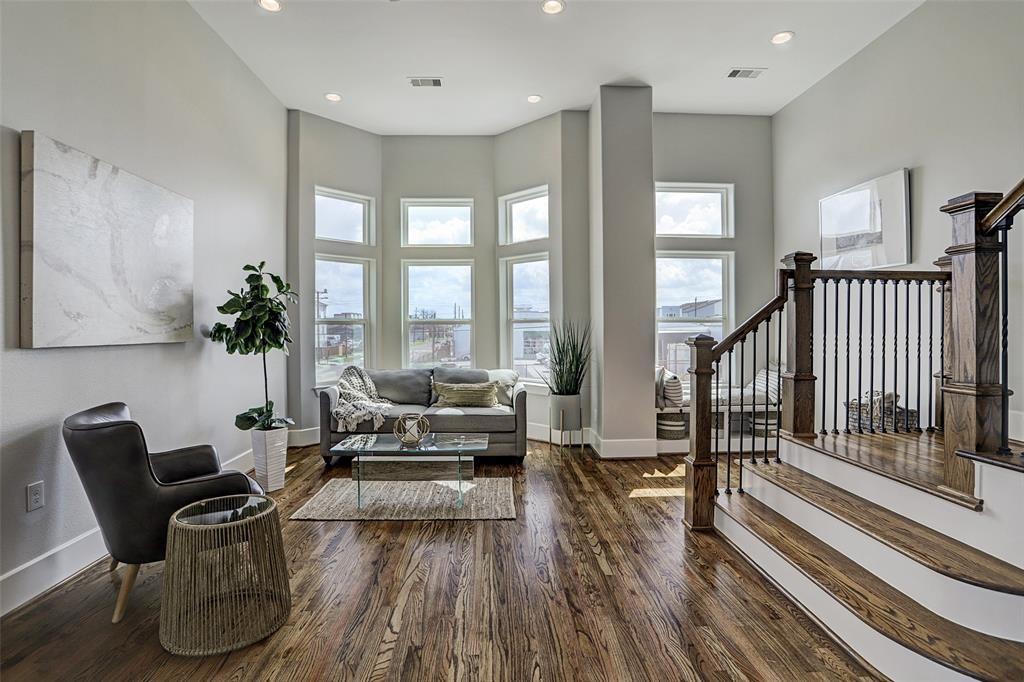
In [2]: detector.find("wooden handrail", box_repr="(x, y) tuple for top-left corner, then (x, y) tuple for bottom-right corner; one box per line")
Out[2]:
(711, 269), (790, 361)
(981, 177), (1024, 233)
(811, 270), (951, 283)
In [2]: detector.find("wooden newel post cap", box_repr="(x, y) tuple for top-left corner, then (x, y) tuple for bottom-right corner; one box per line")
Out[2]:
(781, 251), (817, 269)
(685, 334), (717, 348)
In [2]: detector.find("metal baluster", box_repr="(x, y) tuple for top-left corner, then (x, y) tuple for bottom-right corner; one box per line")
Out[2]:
(905, 278), (911, 432)
(776, 310), (783, 463)
(938, 280), (945, 434)
(751, 327), (758, 465)
(844, 279), (852, 434)
(726, 349), (733, 494)
(880, 280), (887, 433)
(857, 280), (864, 433)
(892, 281), (900, 433)
(832, 278), (840, 435)
(714, 357), (721, 494)
(738, 340), (745, 493)
(927, 281), (935, 433)
(915, 280), (923, 432)
(998, 225), (1011, 455)
(869, 280), (876, 433)
(764, 317), (770, 463)
(820, 280), (829, 435)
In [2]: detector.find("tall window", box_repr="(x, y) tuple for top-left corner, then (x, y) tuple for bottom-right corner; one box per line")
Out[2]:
(401, 199), (473, 246)
(403, 262), (473, 368)
(500, 186), (549, 243)
(504, 255), (550, 382)
(655, 183), (734, 238)
(315, 187), (372, 243)
(315, 257), (369, 383)
(656, 254), (731, 375)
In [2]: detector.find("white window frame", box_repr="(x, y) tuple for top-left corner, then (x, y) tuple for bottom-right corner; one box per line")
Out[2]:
(498, 185), (549, 245)
(655, 251), (734, 373)
(401, 259), (475, 369)
(500, 252), (550, 384)
(654, 182), (735, 239)
(314, 254), (374, 386)
(314, 186), (375, 245)
(400, 198), (475, 247)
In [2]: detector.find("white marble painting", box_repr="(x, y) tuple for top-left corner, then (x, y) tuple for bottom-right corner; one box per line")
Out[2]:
(20, 132), (194, 347)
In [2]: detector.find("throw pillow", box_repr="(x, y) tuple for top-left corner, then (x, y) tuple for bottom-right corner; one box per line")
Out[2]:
(433, 381), (499, 408)
(748, 364), (782, 403)
(662, 369), (685, 408)
(486, 369), (520, 407)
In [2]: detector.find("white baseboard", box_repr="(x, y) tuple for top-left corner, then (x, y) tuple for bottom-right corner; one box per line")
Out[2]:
(0, 446), (254, 617)
(526, 421), (592, 445)
(0, 527), (107, 616)
(287, 426), (319, 448)
(1011, 409), (1023, 442)
(590, 432), (658, 459)
(657, 439), (689, 454)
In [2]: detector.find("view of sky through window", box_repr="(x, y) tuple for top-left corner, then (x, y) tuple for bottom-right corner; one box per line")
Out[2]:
(512, 259), (549, 319)
(406, 204), (472, 245)
(315, 259), (364, 318)
(315, 192), (365, 242)
(655, 190), (723, 236)
(407, 265), (472, 319)
(510, 194), (549, 242)
(656, 257), (723, 312)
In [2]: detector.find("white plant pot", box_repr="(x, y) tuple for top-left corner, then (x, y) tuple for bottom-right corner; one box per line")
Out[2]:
(550, 393), (582, 431)
(252, 427), (288, 492)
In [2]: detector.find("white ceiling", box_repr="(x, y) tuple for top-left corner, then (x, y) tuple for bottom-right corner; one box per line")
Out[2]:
(190, 0), (922, 136)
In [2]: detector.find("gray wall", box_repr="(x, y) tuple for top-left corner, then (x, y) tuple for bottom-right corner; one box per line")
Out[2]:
(0, 0), (286, 610)
(772, 0), (1024, 434)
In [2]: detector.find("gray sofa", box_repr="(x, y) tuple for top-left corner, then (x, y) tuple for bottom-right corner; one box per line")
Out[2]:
(319, 367), (527, 462)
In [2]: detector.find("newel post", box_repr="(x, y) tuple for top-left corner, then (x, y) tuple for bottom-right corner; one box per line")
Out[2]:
(684, 334), (717, 532)
(939, 192), (1003, 494)
(780, 252), (817, 438)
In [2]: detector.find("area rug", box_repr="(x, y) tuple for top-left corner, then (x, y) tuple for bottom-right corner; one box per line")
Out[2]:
(290, 478), (516, 521)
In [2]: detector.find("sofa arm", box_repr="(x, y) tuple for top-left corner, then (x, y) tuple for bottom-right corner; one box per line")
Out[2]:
(320, 386), (340, 460)
(513, 383), (527, 458)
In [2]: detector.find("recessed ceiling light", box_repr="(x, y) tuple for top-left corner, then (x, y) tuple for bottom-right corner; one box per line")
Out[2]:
(541, 0), (565, 15)
(256, 0), (282, 13)
(527, 95), (543, 104)
(771, 31), (795, 45)
(324, 92), (342, 102)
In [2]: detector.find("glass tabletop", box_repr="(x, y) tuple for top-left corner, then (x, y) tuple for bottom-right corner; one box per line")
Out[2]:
(332, 433), (489, 456)
(175, 495), (273, 526)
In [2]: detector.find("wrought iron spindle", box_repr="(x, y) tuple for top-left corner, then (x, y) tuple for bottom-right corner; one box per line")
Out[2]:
(938, 280), (945, 434)
(725, 349), (733, 494)
(820, 280), (828, 435)
(892, 280), (900, 433)
(880, 280), (887, 433)
(751, 327), (758, 465)
(905, 278), (911, 432)
(844, 279), (852, 434)
(927, 281), (935, 432)
(776, 310), (783, 463)
(714, 358), (721, 470)
(857, 280), (865, 433)
(998, 226), (1011, 455)
(738, 340), (745, 493)
(869, 280), (876, 433)
(764, 317), (771, 463)
(915, 280), (923, 432)
(832, 279), (840, 434)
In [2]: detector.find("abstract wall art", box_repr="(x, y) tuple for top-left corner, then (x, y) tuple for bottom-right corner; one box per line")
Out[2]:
(20, 131), (194, 348)
(818, 168), (910, 270)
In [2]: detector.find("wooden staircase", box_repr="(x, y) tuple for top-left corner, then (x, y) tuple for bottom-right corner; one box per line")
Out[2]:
(683, 181), (1024, 679)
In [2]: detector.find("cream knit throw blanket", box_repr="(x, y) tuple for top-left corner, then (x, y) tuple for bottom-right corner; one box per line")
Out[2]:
(332, 366), (392, 432)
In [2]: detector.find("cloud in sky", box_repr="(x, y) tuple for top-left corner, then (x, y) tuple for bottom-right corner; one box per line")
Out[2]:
(511, 195), (548, 241)
(656, 191), (722, 235)
(512, 259), (549, 317)
(408, 264), (472, 318)
(657, 257), (722, 307)
(316, 194), (364, 242)
(408, 205), (472, 245)
(316, 260), (364, 317)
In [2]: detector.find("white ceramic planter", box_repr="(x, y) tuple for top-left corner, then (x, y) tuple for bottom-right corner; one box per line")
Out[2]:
(549, 393), (582, 431)
(252, 427), (288, 492)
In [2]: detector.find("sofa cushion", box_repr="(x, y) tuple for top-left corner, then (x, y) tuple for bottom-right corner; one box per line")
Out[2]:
(486, 369), (519, 407)
(431, 367), (489, 403)
(434, 381), (499, 408)
(366, 369), (432, 405)
(422, 405), (516, 432)
(337, 404), (426, 434)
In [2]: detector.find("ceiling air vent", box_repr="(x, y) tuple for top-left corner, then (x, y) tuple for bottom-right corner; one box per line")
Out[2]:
(409, 77), (443, 88)
(727, 67), (766, 79)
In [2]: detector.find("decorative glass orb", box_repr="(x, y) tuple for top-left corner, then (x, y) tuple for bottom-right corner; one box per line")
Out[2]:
(393, 413), (430, 445)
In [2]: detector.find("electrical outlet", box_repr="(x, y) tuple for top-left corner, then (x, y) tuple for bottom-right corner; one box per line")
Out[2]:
(26, 481), (44, 512)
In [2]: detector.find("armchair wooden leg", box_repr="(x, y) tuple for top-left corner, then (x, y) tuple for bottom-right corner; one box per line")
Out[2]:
(112, 564), (140, 624)
(108, 557), (118, 572)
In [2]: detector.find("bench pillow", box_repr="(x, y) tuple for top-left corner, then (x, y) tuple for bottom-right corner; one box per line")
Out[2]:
(662, 369), (685, 408)
(433, 381), (499, 408)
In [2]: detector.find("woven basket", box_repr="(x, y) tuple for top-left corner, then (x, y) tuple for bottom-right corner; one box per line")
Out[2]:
(656, 410), (689, 440)
(845, 399), (919, 431)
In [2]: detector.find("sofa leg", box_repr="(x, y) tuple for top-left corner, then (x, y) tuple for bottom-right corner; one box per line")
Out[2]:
(112, 564), (140, 624)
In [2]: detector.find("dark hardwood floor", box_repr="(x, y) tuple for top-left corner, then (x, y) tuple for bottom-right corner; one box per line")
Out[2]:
(1, 442), (875, 681)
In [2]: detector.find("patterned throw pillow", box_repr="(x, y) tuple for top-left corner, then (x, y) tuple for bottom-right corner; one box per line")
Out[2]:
(433, 381), (499, 408)
(662, 369), (685, 408)
(751, 364), (782, 403)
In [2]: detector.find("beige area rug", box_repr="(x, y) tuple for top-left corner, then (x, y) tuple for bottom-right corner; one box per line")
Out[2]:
(290, 477), (516, 521)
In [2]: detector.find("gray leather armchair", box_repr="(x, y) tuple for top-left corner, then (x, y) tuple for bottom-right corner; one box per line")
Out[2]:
(62, 402), (262, 623)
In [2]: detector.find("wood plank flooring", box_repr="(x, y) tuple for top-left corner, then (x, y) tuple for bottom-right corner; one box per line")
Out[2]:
(1, 442), (874, 682)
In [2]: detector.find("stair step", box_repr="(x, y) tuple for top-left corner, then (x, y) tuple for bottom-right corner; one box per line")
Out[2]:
(716, 492), (1024, 681)
(745, 461), (1024, 596)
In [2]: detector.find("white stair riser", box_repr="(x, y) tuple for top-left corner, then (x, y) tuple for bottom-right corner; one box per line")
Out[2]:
(715, 509), (974, 682)
(779, 439), (1024, 568)
(741, 469), (1024, 641)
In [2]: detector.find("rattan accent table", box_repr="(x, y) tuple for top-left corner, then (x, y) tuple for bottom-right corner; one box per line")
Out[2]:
(160, 494), (290, 656)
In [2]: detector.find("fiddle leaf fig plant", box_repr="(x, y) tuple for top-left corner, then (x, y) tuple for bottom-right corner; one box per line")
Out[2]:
(210, 262), (297, 431)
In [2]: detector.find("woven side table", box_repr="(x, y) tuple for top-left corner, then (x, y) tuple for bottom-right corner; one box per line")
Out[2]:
(160, 494), (290, 656)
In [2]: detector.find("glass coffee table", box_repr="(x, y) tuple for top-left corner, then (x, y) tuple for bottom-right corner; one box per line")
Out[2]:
(331, 433), (489, 509)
